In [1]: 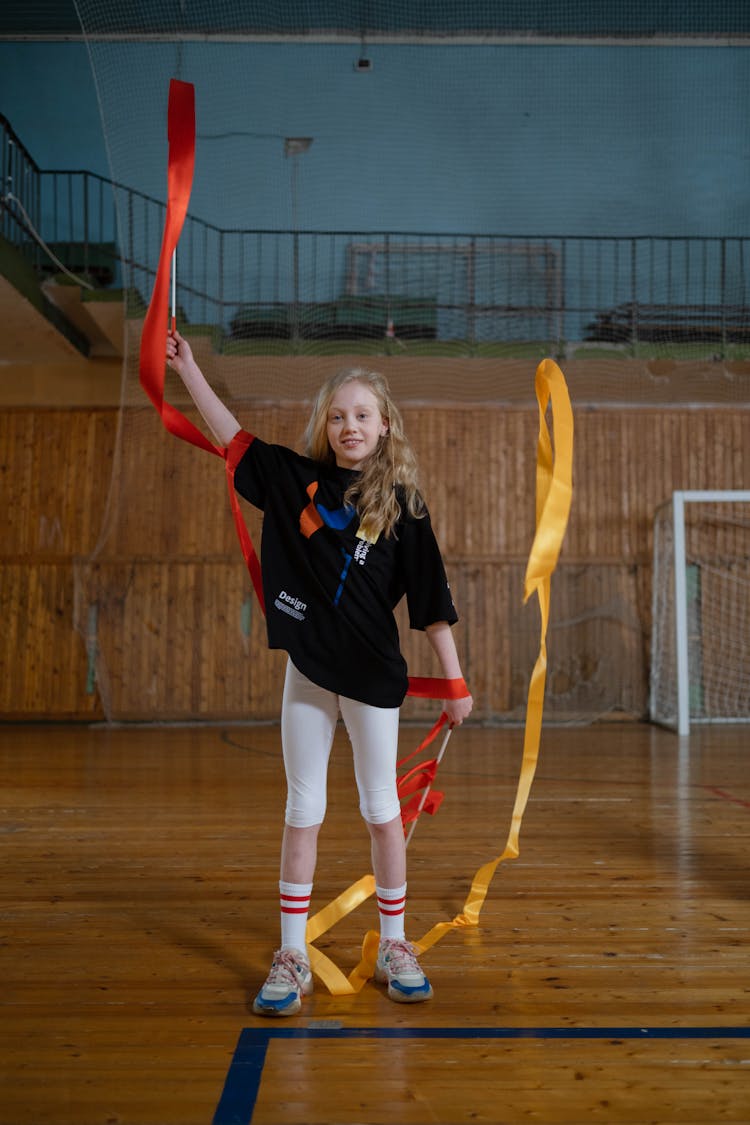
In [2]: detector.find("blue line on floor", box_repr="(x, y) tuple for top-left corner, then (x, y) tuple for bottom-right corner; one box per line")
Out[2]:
(212, 1025), (750, 1125)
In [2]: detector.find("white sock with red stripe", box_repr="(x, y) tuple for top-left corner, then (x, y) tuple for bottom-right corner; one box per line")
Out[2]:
(376, 882), (407, 941)
(279, 880), (313, 953)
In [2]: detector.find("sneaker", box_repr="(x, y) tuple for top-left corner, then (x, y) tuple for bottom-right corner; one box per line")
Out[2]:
(252, 948), (313, 1017)
(374, 938), (433, 1003)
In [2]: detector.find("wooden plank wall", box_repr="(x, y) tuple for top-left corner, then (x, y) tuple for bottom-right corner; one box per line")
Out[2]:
(1, 403), (748, 721)
(0, 409), (116, 719)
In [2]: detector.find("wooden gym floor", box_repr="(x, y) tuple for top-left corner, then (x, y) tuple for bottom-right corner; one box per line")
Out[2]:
(1, 720), (748, 1124)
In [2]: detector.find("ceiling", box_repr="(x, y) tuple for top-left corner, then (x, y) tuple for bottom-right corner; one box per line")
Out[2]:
(1, 1), (749, 41)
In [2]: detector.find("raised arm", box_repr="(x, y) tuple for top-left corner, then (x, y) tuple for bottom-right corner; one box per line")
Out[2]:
(166, 329), (241, 448)
(425, 621), (474, 726)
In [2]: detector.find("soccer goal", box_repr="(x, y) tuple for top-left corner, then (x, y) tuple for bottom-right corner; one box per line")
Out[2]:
(650, 491), (750, 735)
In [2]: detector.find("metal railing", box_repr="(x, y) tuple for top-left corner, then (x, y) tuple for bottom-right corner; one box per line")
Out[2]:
(3, 113), (750, 353)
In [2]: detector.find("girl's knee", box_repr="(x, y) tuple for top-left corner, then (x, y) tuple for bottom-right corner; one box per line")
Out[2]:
(361, 799), (401, 826)
(285, 797), (327, 827)
(363, 808), (402, 834)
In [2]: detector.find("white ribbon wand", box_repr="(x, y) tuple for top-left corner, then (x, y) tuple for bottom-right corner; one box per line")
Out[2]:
(170, 248), (177, 331)
(404, 723), (454, 848)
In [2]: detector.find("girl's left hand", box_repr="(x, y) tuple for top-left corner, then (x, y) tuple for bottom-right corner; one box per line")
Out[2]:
(444, 693), (473, 727)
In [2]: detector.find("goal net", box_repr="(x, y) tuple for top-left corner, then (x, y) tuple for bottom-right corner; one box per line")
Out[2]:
(650, 491), (750, 734)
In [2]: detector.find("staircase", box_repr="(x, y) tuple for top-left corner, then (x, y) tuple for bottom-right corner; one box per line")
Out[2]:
(0, 234), (124, 363)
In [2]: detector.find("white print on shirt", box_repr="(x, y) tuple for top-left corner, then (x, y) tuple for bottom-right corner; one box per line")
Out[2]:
(353, 539), (371, 566)
(275, 589), (307, 621)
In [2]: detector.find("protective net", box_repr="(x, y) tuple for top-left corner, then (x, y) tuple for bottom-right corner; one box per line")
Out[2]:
(650, 493), (750, 732)
(57, 1), (750, 721)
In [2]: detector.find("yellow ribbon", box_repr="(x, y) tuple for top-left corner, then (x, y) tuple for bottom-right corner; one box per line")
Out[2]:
(305, 358), (574, 994)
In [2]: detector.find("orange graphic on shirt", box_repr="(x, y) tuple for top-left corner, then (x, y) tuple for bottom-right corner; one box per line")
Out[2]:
(299, 481), (324, 539)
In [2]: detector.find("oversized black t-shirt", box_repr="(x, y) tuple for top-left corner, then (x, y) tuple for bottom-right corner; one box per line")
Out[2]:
(232, 432), (457, 707)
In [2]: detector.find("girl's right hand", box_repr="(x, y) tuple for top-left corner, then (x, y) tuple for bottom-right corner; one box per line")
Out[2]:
(166, 329), (193, 375)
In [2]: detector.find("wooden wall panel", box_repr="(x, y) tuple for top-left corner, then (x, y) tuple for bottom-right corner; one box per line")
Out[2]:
(0, 410), (116, 558)
(389, 559), (648, 724)
(2, 403), (748, 720)
(80, 560), (285, 720)
(105, 405), (307, 559)
(73, 557), (650, 722)
(0, 563), (100, 719)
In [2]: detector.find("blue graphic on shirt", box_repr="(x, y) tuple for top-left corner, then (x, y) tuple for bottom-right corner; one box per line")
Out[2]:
(333, 548), (353, 607)
(316, 502), (356, 531)
(308, 500), (357, 608)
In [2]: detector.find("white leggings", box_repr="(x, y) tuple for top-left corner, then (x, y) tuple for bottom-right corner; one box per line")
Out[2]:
(281, 659), (401, 828)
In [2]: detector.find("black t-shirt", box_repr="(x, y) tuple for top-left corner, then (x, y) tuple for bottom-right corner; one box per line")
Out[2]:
(232, 433), (458, 707)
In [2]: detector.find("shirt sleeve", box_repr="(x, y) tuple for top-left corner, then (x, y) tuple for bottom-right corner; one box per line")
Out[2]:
(231, 433), (282, 510)
(399, 510), (458, 631)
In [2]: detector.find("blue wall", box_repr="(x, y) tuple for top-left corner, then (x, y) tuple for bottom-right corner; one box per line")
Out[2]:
(0, 44), (108, 175)
(2, 40), (749, 238)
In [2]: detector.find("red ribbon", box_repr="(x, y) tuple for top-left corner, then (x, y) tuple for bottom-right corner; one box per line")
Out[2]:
(401, 788), (444, 825)
(406, 676), (470, 700)
(394, 712), (452, 829)
(224, 431), (265, 614)
(139, 81), (263, 593)
(139, 80), (219, 457)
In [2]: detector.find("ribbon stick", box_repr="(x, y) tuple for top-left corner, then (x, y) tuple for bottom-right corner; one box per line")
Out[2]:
(405, 724), (452, 847)
(171, 248), (177, 332)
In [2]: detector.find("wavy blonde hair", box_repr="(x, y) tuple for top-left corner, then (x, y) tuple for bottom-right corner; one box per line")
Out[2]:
(303, 367), (424, 540)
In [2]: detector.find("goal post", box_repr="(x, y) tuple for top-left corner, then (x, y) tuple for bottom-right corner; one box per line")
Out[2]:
(650, 490), (750, 735)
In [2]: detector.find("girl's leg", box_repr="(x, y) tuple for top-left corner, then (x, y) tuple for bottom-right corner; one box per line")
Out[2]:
(277, 825), (318, 953)
(338, 695), (401, 830)
(253, 662), (339, 1018)
(280, 823), (320, 885)
(367, 813), (406, 889)
(368, 813), (409, 941)
(338, 698), (408, 937)
(277, 660), (339, 951)
(339, 696), (433, 1002)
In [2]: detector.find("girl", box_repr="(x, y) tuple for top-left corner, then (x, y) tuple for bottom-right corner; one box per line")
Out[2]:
(166, 330), (473, 1016)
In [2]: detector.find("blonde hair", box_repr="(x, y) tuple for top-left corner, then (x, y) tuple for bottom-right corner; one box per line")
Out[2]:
(303, 367), (424, 540)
